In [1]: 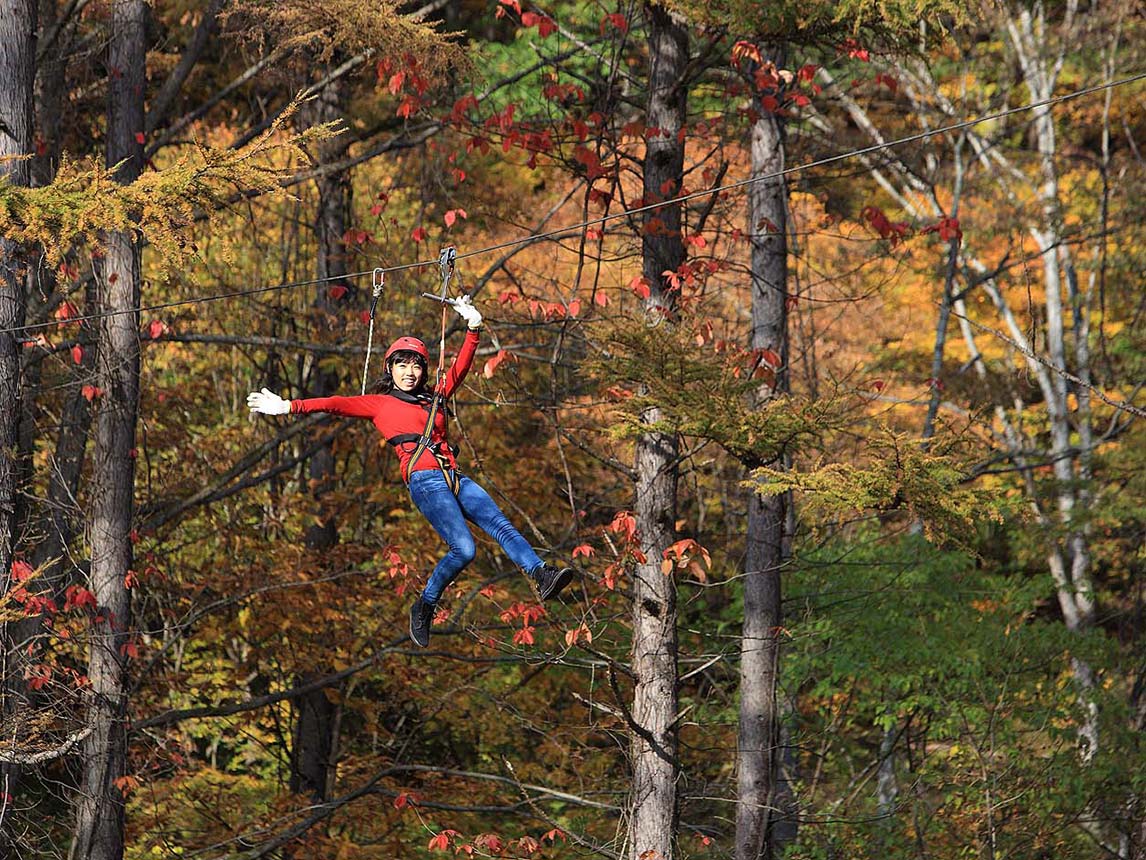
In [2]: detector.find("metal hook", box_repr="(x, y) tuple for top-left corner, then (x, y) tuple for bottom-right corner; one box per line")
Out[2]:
(369, 268), (385, 317)
(437, 246), (456, 298)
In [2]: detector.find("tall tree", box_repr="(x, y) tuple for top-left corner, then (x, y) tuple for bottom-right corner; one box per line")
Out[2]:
(629, 4), (687, 858)
(72, 1), (146, 856)
(736, 46), (792, 860)
(290, 79), (353, 804)
(0, 0), (36, 848)
(0, 0), (34, 609)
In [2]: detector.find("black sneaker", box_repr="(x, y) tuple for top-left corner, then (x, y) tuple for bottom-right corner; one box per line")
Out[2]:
(531, 564), (576, 601)
(409, 595), (435, 647)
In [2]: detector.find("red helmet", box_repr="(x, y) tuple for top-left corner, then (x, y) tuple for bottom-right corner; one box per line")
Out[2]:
(384, 336), (429, 364)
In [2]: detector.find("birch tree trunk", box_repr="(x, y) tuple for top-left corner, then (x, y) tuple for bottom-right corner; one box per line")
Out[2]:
(1002, 0), (1099, 756)
(736, 59), (791, 860)
(628, 5), (686, 858)
(0, 0), (36, 847)
(72, 2), (146, 857)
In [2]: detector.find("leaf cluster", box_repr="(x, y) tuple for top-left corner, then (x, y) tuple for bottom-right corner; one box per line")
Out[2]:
(752, 431), (1002, 543)
(669, 0), (964, 49)
(587, 312), (852, 466)
(224, 0), (469, 80)
(0, 102), (338, 272)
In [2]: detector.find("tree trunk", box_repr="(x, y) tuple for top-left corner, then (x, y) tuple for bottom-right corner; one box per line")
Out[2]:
(628, 5), (686, 859)
(288, 77), (353, 805)
(72, 2), (145, 857)
(0, 0), (35, 609)
(0, 1), (36, 848)
(736, 75), (791, 860)
(1003, 0), (1098, 755)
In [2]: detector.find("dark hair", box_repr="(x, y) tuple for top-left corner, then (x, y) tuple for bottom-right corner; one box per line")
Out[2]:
(371, 350), (428, 395)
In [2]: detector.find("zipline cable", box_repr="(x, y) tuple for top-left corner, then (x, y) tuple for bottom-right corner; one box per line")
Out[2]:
(6, 69), (1145, 339)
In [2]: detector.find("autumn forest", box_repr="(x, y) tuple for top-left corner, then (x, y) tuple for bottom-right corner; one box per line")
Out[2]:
(0, 0), (1144, 857)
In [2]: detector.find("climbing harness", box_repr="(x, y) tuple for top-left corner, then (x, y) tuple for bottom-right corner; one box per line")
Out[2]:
(402, 247), (461, 495)
(360, 267), (386, 395)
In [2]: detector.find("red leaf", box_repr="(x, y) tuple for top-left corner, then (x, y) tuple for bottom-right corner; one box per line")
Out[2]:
(732, 41), (762, 65)
(521, 11), (556, 37)
(393, 791), (418, 809)
(443, 208), (467, 228)
(594, 291), (609, 307)
(328, 284), (348, 301)
(411, 226), (427, 243)
(840, 38), (870, 61)
(113, 775), (139, 797)
(396, 95), (419, 118)
(475, 833), (505, 853)
(602, 12), (628, 32)
(148, 319), (169, 339)
(798, 63), (818, 82)
(572, 543), (595, 558)
(512, 625), (535, 646)
(482, 349), (514, 379)
(544, 828), (567, 844)
(871, 378), (886, 392)
(607, 511), (638, 541)
(388, 71), (406, 95)
(71, 344), (84, 364)
(861, 206), (909, 247)
(54, 301), (79, 321)
(498, 0), (521, 14)
(564, 624), (591, 647)
(428, 830), (460, 852)
(134, 132), (145, 144)
(567, 299), (581, 317)
(63, 585), (97, 612)
(922, 216), (964, 245)
(628, 275), (651, 299)
(81, 385), (103, 402)
(11, 560), (34, 582)
(758, 348), (782, 369)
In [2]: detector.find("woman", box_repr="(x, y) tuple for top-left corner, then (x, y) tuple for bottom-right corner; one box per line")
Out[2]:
(246, 296), (575, 647)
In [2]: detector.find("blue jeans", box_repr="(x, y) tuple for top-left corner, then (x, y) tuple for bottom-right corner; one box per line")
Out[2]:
(408, 469), (544, 605)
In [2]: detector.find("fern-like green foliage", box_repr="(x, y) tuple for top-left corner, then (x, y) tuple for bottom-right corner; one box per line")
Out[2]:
(590, 311), (999, 542)
(666, 0), (964, 46)
(0, 99), (339, 274)
(751, 431), (1001, 544)
(588, 312), (855, 466)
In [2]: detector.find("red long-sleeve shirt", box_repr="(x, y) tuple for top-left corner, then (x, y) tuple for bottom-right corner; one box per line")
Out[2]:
(290, 329), (479, 479)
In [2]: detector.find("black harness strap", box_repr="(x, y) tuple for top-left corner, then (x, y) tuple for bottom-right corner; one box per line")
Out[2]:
(393, 391), (460, 495)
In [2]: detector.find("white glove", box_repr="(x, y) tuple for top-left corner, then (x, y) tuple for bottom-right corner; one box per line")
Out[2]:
(247, 388), (291, 416)
(452, 295), (482, 329)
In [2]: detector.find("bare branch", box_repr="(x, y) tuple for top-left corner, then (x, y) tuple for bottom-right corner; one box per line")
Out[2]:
(0, 727), (91, 764)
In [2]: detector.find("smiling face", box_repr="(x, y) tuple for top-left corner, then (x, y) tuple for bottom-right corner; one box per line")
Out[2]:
(389, 356), (425, 393)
